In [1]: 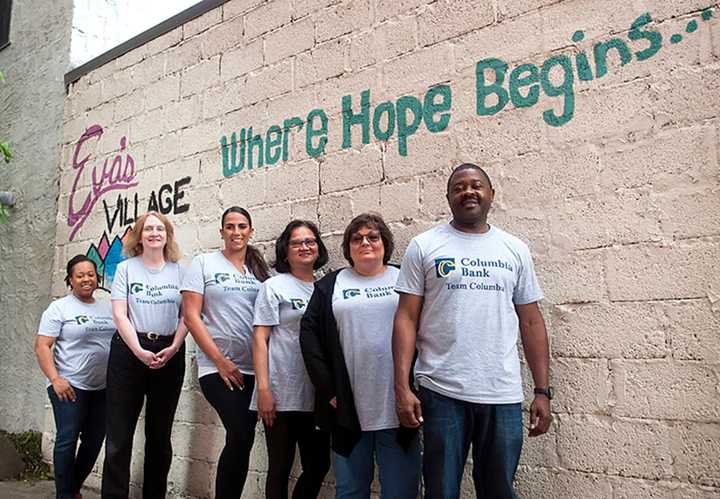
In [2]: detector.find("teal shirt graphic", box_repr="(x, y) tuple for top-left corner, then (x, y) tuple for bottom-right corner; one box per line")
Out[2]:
(434, 257), (456, 278)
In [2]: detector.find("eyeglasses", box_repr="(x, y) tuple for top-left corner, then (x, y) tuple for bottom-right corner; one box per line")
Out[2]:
(350, 233), (382, 245)
(289, 238), (318, 249)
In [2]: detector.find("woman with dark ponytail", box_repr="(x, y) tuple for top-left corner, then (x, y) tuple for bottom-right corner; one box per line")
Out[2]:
(181, 206), (270, 499)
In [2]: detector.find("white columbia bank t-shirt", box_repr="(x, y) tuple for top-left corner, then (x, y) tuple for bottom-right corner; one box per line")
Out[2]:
(38, 295), (115, 391)
(181, 251), (260, 377)
(250, 273), (315, 412)
(332, 267), (400, 431)
(395, 223), (543, 404)
(111, 257), (183, 336)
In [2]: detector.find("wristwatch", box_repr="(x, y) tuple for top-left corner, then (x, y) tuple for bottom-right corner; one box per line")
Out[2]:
(534, 387), (554, 399)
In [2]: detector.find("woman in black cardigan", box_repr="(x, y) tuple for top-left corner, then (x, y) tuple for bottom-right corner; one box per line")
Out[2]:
(300, 213), (420, 499)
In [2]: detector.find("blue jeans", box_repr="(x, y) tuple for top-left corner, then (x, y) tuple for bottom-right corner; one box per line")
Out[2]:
(334, 428), (421, 499)
(419, 387), (523, 499)
(47, 386), (106, 499)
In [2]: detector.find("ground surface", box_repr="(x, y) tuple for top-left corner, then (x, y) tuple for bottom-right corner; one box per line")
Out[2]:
(0, 480), (100, 498)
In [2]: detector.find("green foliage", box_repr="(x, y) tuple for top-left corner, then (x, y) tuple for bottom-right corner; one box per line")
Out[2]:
(0, 430), (52, 480)
(0, 69), (12, 224)
(0, 141), (11, 163)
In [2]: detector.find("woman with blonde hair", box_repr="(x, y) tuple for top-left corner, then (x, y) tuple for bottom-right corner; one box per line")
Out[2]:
(101, 211), (188, 499)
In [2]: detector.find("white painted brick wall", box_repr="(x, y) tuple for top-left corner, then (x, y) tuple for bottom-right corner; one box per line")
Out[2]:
(49, 0), (720, 497)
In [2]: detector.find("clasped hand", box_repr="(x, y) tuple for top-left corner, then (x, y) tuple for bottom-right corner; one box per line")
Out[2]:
(136, 346), (178, 369)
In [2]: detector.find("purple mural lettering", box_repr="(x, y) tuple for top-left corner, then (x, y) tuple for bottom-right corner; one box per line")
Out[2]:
(68, 125), (139, 240)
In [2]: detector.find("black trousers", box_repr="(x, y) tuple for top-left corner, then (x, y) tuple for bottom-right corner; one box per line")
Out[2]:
(264, 411), (331, 499)
(199, 372), (257, 499)
(101, 333), (185, 499)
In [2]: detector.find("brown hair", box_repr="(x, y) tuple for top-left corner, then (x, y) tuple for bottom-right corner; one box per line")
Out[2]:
(342, 213), (394, 266)
(123, 211), (181, 262)
(221, 206), (270, 282)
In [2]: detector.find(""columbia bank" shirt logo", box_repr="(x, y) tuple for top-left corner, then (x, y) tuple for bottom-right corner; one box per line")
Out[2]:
(342, 288), (361, 299)
(434, 258), (456, 278)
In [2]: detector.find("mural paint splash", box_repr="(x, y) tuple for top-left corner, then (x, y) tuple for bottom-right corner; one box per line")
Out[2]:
(86, 227), (131, 289)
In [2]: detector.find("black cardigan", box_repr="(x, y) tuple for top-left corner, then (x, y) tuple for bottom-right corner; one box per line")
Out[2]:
(299, 268), (418, 457)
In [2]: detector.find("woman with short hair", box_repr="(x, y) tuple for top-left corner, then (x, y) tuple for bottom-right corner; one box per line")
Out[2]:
(102, 211), (188, 499)
(252, 220), (331, 499)
(35, 255), (115, 499)
(181, 206), (270, 499)
(301, 213), (421, 499)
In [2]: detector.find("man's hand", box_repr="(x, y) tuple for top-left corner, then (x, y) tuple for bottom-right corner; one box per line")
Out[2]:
(396, 387), (423, 428)
(51, 377), (76, 402)
(528, 395), (551, 436)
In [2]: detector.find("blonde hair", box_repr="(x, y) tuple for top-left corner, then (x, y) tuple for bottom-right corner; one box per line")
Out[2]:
(123, 211), (181, 262)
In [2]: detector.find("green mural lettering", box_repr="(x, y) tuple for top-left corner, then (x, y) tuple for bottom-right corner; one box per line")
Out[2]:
(306, 109), (328, 157)
(372, 101), (396, 141)
(247, 127), (264, 170)
(593, 38), (633, 78)
(396, 96), (422, 156)
(540, 55), (575, 127)
(629, 14), (662, 61)
(423, 85), (452, 133)
(221, 130), (246, 177)
(217, 7), (715, 177)
(475, 58), (509, 116)
(509, 64), (540, 108)
(572, 31), (595, 81)
(282, 117), (304, 162)
(342, 90), (371, 148)
(265, 125), (283, 165)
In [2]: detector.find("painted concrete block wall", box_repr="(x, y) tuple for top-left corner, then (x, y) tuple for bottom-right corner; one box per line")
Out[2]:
(49, 0), (720, 497)
(0, 0), (74, 433)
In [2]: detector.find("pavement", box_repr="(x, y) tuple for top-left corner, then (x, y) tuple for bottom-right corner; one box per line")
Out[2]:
(0, 480), (100, 498)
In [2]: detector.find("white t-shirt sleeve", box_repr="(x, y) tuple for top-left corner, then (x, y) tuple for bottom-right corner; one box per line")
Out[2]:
(111, 261), (128, 301)
(395, 238), (425, 296)
(38, 301), (62, 338)
(512, 246), (543, 305)
(253, 280), (280, 326)
(181, 255), (205, 294)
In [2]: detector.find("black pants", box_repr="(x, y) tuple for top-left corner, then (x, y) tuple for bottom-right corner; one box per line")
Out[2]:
(101, 333), (185, 499)
(199, 372), (257, 499)
(264, 412), (331, 499)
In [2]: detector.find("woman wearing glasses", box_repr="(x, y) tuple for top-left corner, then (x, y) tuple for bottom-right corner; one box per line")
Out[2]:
(251, 220), (331, 499)
(300, 213), (421, 499)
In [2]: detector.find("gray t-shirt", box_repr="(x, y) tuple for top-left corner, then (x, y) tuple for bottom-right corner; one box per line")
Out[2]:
(250, 273), (315, 412)
(111, 256), (183, 336)
(332, 266), (400, 431)
(38, 294), (115, 391)
(181, 251), (260, 376)
(395, 223), (543, 404)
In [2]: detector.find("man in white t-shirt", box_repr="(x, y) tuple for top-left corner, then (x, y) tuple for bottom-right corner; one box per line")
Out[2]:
(393, 163), (552, 499)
